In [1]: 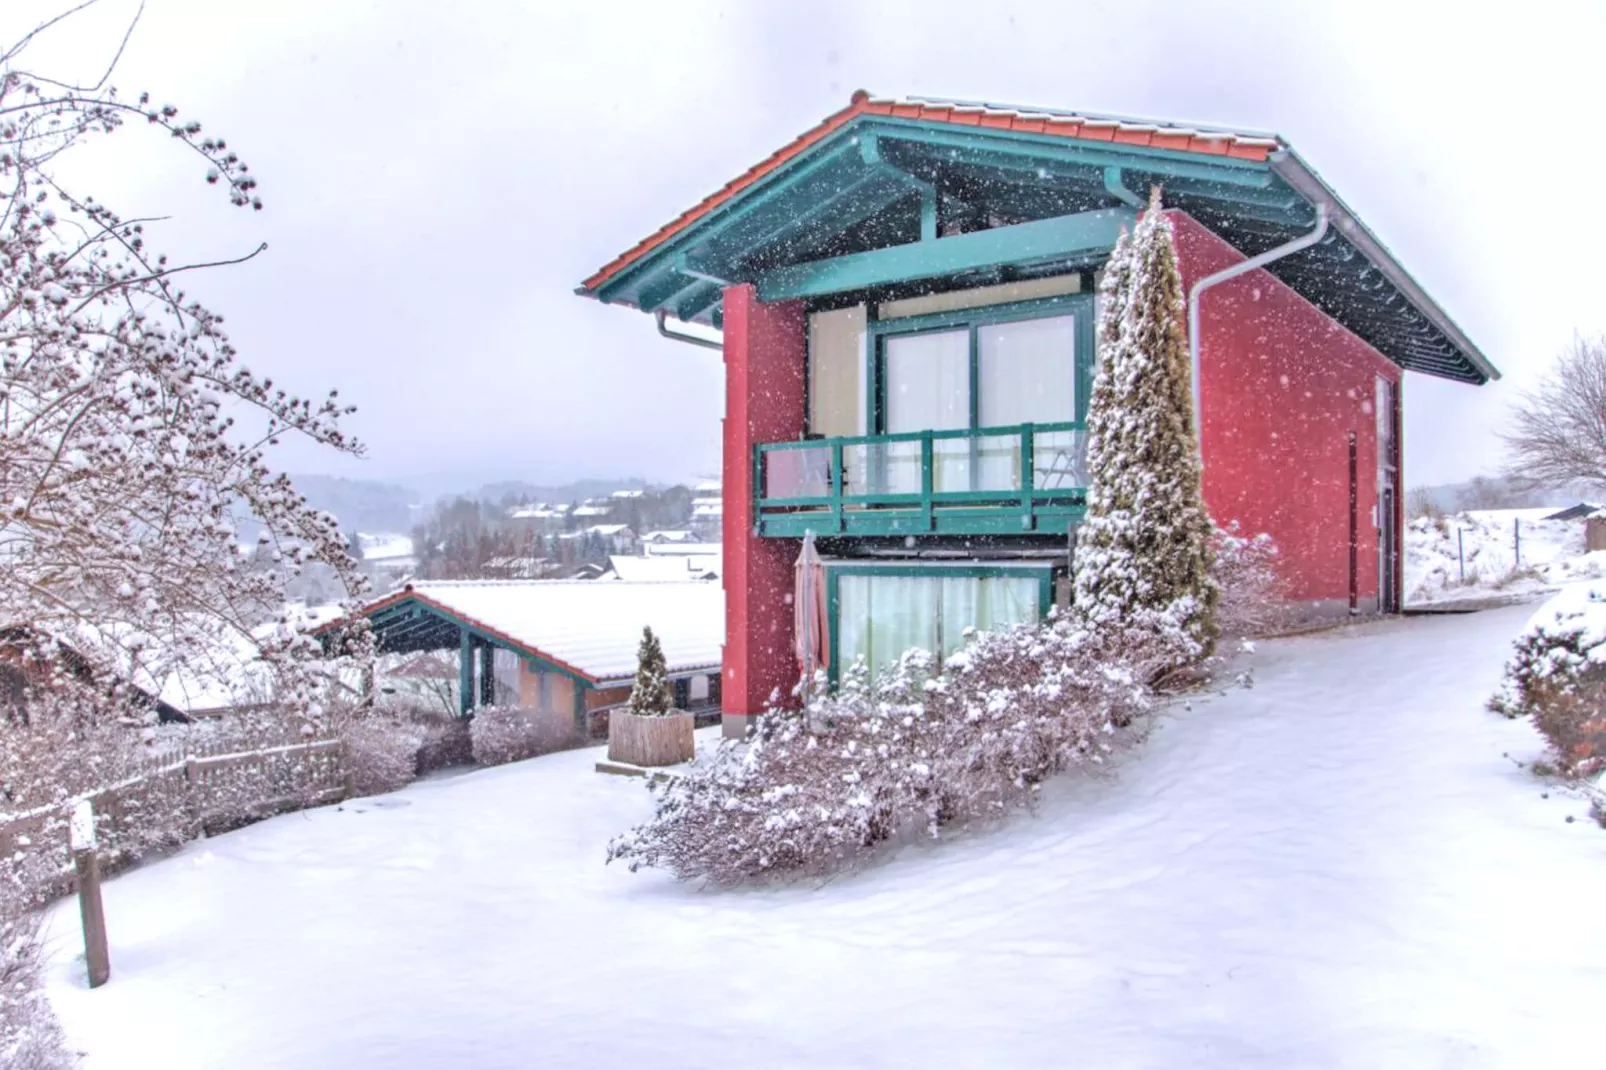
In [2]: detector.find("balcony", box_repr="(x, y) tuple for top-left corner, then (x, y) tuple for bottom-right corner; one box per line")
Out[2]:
(755, 422), (1087, 538)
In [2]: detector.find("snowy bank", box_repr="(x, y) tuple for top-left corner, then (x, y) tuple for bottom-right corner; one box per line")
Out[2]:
(42, 605), (1606, 1069)
(1405, 508), (1600, 605)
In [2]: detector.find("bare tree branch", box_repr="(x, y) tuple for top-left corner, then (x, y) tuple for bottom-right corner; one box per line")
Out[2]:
(1502, 335), (1606, 491)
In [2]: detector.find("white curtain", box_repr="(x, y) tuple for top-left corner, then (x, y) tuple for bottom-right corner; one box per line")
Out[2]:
(978, 315), (1077, 490)
(884, 329), (969, 493)
(837, 572), (1043, 674)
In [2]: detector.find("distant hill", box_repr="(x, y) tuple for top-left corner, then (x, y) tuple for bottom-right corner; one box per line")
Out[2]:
(287, 474), (421, 534)
(1410, 475), (1598, 515)
(469, 478), (652, 507)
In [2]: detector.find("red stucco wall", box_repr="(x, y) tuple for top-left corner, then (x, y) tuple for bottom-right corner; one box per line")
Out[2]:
(720, 285), (806, 721)
(1168, 210), (1402, 609)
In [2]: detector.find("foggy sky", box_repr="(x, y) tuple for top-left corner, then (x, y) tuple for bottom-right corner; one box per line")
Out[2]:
(7, 0), (1605, 495)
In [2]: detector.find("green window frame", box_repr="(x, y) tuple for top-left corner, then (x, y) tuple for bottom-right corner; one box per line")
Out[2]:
(825, 562), (1055, 685)
(868, 293), (1096, 436)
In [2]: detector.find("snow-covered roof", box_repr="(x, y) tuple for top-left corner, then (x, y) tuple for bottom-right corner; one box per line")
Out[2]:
(642, 529), (695, 543)
(646, 541), (722, 559)
(585, 523), (634, 537)
(509, 504), (566, 520)
(571, 505), (610, 517)
(610, 489), (644, 499)
(368, 580), (724, 684)
(358, 533), (415, 562)
(604, 554), (718, 583)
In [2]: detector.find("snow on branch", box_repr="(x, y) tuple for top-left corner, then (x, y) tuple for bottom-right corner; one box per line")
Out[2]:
(0, 10), (373, 728)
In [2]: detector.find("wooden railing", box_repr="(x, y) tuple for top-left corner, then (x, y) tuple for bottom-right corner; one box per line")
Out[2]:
(755, 421), (1087, 537)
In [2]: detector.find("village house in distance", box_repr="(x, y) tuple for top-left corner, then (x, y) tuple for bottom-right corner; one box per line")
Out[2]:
(576, 92), (1497, 737)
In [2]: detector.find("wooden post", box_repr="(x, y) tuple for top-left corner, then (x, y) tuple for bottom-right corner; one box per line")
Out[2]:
(70, 801), (109, 989)
(458, 627), (473, 716)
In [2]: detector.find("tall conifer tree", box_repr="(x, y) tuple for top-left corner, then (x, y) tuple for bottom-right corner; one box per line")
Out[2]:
(1073, 189), (1217, 656)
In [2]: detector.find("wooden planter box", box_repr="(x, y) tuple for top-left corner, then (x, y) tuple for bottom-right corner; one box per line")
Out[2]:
(608, 710), (695, 767)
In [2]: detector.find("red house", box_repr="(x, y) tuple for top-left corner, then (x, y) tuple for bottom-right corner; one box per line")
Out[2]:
(577, 93), (1498, 737)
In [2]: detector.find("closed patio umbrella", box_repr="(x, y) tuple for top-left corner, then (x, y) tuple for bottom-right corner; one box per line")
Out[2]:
(794, 530), (829, 703)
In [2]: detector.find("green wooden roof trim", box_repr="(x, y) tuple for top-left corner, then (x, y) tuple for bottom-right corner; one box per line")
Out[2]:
(581, 110), (1494, 384)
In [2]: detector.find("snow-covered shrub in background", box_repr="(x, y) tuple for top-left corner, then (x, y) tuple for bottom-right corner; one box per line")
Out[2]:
(469, 705), (574, 767)
(1211, 526), (1291, 640)
(1073, 190), (1217, 660)
(608, 617), (1177, 885)
(1490, 583), (1606, 778)
(340, 712), (425, 796)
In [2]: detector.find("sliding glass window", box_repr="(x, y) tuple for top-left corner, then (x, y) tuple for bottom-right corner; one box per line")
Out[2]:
(835, 570), (1047, 677)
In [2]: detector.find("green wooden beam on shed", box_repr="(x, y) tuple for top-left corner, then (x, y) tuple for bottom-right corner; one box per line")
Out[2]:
(754, 206), (1135, 302)
(572, 683), (588, 741)
(458, 627), (472, 716)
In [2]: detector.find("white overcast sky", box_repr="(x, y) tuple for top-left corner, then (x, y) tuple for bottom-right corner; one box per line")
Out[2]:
(6, 0), (1605, 494)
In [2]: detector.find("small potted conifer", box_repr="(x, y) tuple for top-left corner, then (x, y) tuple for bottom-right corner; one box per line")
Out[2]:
(607, 626), (695, 767)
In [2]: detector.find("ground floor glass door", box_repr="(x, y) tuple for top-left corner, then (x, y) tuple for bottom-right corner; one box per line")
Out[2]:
(835, 570), (1044, 677)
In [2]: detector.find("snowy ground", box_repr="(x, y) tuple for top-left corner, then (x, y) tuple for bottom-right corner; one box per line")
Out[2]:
(43, 606), (1606, 1069)
(1406, 508), (1604, 605)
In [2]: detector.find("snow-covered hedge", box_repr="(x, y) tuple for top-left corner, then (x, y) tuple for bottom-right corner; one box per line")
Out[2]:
(0, 699), (429, 907)
(1490, 583), (1606, 778)
(341, 712), (426, 796)
(0, 905), (70, 1070)
(608, 616), (1174, 885)
(469, 705), (575, 767)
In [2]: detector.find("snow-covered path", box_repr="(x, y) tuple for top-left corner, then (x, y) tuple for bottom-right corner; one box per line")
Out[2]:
(44, 605), (1606, 1069)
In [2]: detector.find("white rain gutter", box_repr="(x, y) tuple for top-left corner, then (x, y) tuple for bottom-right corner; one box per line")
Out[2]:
(1186, 201), (1330, 451)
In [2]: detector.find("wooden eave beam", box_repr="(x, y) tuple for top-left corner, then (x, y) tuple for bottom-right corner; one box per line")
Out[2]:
(754, 206), (1135, 302)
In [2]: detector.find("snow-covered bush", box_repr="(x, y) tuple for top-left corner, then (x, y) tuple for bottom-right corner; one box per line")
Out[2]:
(0, 902), (70, 1070)
(1490, 583), (1606, 778)
(339, 712), (425, 796)
(627, 627), (675, 715)
(1073, 191), (1217, 660)
(608, 617), (1172, 885)
(403, 706), (474, 774)
(1211, 526), (1290, 640)
(469, 705), (574, 767)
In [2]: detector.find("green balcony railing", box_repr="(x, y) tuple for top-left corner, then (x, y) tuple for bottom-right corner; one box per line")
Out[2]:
(755, 422), (1087, 537)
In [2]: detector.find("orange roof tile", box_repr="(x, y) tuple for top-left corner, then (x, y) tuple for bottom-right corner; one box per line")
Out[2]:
(580, 92), (1283, 294)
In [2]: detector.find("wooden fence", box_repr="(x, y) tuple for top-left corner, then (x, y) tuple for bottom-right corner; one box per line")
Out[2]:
(0, 737), (351, 904)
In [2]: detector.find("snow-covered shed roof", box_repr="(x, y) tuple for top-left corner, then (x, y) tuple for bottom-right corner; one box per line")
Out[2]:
(642, 529), (695, 543)
(339, 580), (723, 686)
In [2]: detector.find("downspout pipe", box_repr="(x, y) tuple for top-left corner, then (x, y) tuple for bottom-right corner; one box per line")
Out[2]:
(1186, 202), (1330, 452)
(655, 308), (723, 351)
